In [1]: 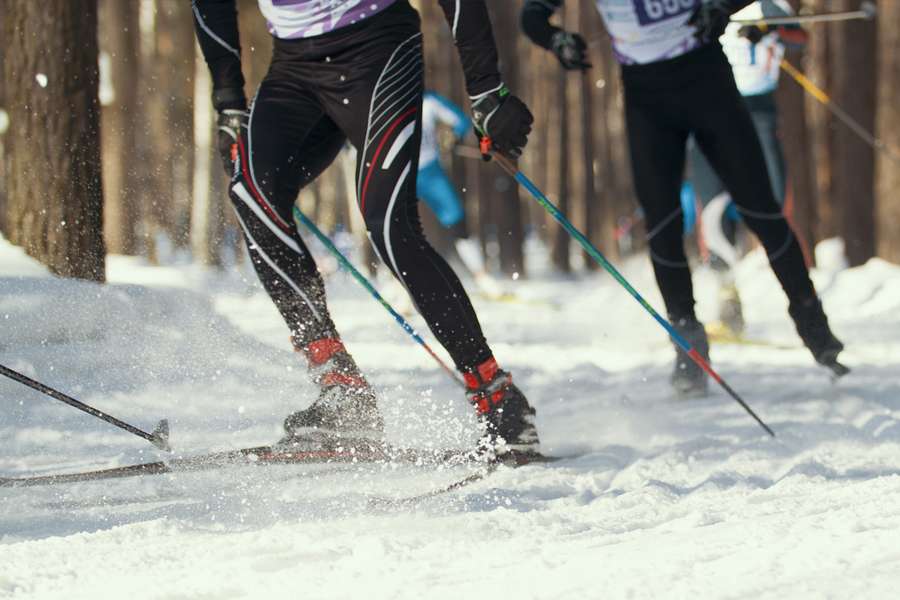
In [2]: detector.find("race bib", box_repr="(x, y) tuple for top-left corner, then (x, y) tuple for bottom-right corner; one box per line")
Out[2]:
(633, 0), (697, 26)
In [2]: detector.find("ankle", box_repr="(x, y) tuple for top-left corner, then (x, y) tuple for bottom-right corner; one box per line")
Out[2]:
(463, 357), (502, 391)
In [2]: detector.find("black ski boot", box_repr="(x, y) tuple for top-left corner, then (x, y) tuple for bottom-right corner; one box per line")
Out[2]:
(671, 317), (710, 398)
(788, 297), (849, 377)
(464, 358), (539, 455)
(279, 338), (384, 452)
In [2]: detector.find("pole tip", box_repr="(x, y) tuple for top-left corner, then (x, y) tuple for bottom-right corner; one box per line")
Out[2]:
(861, 1), (877, 19)
(151, 419), (171, 452)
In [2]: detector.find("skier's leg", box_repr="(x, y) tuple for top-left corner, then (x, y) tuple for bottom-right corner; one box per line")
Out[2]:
(231, 79), (382, 438)
(624, 99), (695, 322)
(624, 97), (709, 396)
(321, 27), (536, 450)
(692, 80), (844, 367)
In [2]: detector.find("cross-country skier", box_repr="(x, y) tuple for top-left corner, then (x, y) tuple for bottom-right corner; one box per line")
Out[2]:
(417, 91), (503, 297)
(685, 0), (808, 336)
(191, 0), (537, 451)
(521, 0), (846, 396)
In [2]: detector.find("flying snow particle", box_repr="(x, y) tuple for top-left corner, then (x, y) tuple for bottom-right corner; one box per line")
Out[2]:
(0, 110), (8, 135)
(512, 272), (520, 281)
(36, 73), (48, 88)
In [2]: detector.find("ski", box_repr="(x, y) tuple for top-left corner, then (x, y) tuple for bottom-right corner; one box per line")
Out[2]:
(0, 443), (499, 488)
(370, 451), (569, 507)
(0, 445), (569, 490)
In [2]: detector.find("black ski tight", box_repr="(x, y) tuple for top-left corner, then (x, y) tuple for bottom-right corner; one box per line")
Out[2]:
(621, 44), (816, 321)
(228, 2), (491, 371)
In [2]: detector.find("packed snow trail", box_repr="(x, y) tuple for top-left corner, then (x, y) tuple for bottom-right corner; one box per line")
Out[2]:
(1, 236), (899, 599)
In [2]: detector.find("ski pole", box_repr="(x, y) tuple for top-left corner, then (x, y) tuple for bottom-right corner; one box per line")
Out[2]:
(0, 363), (171, 451)
(488, 151), (775, 437)
(291, 206), (465, 389)
(780, 59), (900, 165)
(732, 1), (876, 26)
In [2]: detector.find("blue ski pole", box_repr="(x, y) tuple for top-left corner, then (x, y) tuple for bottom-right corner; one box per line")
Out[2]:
(489, 151), (774, 437)
(291, 206), (464, 389)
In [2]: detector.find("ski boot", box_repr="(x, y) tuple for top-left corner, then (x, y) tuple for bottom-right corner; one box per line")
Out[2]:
(788, 297), (849, 377)
(279, 337), (385, 454)
(464, 358), (539, 456)
(671, 317), (710, 398)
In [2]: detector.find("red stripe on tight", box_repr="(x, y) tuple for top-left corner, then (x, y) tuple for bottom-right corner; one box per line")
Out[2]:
(237, 136), (293, 232)
(359, 105), (418, 214)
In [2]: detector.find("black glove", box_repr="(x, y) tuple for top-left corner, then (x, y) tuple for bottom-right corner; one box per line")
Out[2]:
(551, 31), (591, 71)
(216, 108), (248, 177)
(688, 0), (732, 44)
(737, 24), (766, 45)
(471, 86), (533, 160)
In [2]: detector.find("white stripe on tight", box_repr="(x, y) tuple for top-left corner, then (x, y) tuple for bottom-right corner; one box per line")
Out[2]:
(382, 122), (416, 171)
(191, 2), (241, 60)
(383, 161), (413, 288)
(232, 182), (305, 256)
(357, 32), (423, 199)
(233, 211), (322, 322)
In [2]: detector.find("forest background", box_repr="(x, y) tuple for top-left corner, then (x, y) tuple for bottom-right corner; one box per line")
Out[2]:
(0, 0), (897, 282)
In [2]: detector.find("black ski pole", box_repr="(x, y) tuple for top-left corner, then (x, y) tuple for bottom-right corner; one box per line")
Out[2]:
(0, 363), (171, 451)
(731, 1), (876, 26)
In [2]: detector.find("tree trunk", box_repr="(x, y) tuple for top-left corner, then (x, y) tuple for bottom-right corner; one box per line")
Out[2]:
(777, 46), (817, 266)
(829, 0), (876, 266)
(485, 1), (525, 276)
(2, 0), (106, 281)
(99, 0), (141, 255)
(190, 51), (225, 266)
(806, 0), (836, 241)
(552, 63), (571, 272)
(875, 0), (900, 262)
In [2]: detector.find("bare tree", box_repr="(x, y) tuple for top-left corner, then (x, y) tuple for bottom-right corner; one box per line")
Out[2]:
(875, 0), (900, 262)
(829, 0), (876, 266)
(1, 0), (106, 281)
(99, 0), (141, 255)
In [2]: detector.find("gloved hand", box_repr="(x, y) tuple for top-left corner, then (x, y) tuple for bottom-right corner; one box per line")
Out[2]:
(216, 108), (249, 177)
(471, 86), (534, 161)
(551, 31), (591, 71)
(737, 24), (767, 45)
(688, 0), (733, 44)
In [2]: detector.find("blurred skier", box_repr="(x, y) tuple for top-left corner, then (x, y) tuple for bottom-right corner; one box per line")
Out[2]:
(192, 0), (537, 452)
(521, 0), (846, 396)
(417, 91), (503, 298)
(684, 0), (808, 336)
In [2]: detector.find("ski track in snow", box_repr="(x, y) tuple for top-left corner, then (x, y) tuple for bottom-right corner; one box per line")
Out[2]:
(1, 236), (900, 599)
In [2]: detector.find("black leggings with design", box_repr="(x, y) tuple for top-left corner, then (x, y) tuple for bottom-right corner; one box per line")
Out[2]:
(622, 43), (816, 322)
(230, 1), (490, 371)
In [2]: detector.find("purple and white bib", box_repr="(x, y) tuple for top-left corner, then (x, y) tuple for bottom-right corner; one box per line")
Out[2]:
(595, 0), (702, 65)
(258, 0), (397, 39)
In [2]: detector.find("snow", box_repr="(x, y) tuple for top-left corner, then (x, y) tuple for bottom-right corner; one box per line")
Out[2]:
(2, 234), (900, 599)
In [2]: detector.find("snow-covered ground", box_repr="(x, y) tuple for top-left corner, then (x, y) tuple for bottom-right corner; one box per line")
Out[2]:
(2, 235), (899, 599)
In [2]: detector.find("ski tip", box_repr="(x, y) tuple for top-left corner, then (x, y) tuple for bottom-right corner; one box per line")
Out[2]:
(151, 419), (171, 452)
